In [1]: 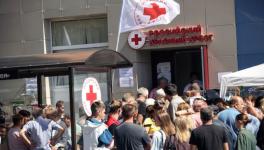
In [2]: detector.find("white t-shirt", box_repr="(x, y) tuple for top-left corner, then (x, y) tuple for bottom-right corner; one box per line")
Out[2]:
(151, 130), (166, 150)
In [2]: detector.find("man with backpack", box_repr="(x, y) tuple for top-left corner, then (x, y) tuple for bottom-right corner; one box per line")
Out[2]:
(78, 101), (113, 150)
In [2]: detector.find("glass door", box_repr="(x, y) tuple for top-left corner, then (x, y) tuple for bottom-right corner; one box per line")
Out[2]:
(72, 67), (110, 149)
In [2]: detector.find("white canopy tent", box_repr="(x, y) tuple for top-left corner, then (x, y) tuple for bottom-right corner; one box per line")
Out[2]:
(220, 64), (264, 98)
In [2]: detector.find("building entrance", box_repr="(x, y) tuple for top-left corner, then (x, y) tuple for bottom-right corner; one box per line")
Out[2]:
(151, 48), (203, 95)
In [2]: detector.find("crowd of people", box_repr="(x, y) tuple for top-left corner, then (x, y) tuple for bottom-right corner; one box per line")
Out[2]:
(0, 79), (264, 150)
(0, 101), (73, 150)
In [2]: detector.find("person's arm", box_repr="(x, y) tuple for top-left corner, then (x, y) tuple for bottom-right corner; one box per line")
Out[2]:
(189, 130), (197, 150)
(50, 122), (64, 146)
(51, 127), (64, 145)
(223, 142), (229, 150)
(142, 129), (151, 150)
(190, 144), (197, 150)
(246, 100), (263, 120)
(175, 108), (194, 116)
(19, 128), (32, 147)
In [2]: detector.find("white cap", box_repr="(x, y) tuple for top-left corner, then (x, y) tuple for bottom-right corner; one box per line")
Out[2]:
(156, 88), (166, 97)
(145, 98), (155, 107)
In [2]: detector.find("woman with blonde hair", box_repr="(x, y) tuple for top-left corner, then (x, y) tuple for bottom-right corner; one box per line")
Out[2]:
(151, 111), (175, 150)
(175, 102), (195, 117)
(174, 116), (192, 150)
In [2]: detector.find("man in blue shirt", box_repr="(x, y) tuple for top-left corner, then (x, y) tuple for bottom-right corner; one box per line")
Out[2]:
(218, 96), (260, 150)
(20, 107), (64, 150)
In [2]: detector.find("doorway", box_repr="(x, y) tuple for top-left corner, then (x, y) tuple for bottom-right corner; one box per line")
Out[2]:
(151, 48), (203, 95)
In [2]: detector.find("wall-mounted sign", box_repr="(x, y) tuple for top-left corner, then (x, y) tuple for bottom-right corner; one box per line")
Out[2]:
(127, 25), (213, 49)
(82, 77), (101, 116)
(147, 25), (213, 46)
(157, 62), (171, 82)
(119, 67), (134, 87)
(25, 78), (37, 95)
(128, 30), (146, 49)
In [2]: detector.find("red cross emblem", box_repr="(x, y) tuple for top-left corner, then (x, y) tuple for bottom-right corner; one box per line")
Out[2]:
(131, 34), (142, 45)
(86, 85), (97, 104)
(128, 31), (145, 49)
(144, 3), (166, 20)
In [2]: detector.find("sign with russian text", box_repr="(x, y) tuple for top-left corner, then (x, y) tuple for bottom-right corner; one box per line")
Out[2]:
(82, 77), (101, 116)
(147, 25), (213, 46)
(127, 25), (213, 49)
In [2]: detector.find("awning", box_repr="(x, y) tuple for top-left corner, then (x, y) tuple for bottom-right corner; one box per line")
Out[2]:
(0, 49), (132, 79)
(220, 64), (264, 98)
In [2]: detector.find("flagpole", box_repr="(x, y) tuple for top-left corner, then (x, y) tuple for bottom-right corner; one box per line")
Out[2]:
(115, 1), (125, 52)
(115, 28), (121, 52)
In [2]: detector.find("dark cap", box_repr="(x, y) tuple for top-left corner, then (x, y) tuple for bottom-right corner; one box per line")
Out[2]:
(210, 105), (220, 115)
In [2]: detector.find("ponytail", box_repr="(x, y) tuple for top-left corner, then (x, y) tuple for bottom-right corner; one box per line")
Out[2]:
(236, 113), (251, 126)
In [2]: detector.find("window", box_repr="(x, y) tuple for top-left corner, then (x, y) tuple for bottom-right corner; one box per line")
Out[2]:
(51, 17), (108, 50)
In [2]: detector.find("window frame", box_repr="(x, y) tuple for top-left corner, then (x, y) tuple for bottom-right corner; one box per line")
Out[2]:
(49, 16), (108, 51)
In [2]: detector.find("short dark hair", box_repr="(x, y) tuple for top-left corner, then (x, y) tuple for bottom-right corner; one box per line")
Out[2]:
(91, 101), (105, 117)
(18, 110), (31, 118)
(200, 107), (213, 122)
(12, 114), (23, 126)
(210, 105), (220, 115)
(164, 84), (178, 96)
(236, 113), (251, 125)
(122, 104), (136, 120)
(56, 100), (64, 108)
(236, 113), (251, 126)
(158, 77), (168, 84)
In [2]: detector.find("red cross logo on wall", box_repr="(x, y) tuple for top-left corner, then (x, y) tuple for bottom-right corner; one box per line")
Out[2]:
(82, 77), (101, 116)
(86, 85), (97, 104)
(128, 31), (146, 49)
(132, 34), (142, 45)
(144, 3), (166, 20)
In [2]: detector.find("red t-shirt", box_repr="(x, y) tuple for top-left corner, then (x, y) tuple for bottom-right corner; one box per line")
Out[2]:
(106, 115), (120, 127)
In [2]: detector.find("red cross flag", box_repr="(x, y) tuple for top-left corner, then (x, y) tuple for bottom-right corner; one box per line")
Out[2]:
(119, 0), (180, 33)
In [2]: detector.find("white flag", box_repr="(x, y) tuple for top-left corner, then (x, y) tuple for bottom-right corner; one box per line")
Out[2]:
(119, 0), (180, 33)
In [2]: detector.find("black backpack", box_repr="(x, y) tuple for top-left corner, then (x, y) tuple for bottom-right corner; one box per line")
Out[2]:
(163, 134), (176, 150)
